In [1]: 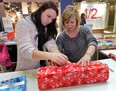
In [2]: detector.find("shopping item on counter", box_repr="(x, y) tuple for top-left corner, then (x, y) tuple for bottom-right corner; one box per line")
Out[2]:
(38, 62), (109, 90)
(0, 76), (26, 91)
(7, 31), (15, 41)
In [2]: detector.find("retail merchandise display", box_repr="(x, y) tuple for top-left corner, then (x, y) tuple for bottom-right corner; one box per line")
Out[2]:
(7, 31), (15, 41)
(97, 37), (116, 49)
(38, 62), (109, 90)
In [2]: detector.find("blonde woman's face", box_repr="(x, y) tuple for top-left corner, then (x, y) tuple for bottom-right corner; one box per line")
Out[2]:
(64, 16), (77, 32)
(41, 9), (56, 26)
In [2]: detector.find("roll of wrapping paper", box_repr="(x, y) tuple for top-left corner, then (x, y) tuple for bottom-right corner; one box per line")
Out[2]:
(38, 62), (109, 90)
(109, 53), (116, 61)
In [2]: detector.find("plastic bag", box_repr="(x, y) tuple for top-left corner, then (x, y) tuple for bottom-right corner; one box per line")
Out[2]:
(0, 44), (12, 67)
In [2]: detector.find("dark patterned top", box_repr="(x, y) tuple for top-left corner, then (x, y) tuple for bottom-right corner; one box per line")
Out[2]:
(56, 26), (98, 62)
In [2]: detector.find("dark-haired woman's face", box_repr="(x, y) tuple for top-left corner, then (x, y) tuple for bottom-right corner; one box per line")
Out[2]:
(41, 9), (56, 26)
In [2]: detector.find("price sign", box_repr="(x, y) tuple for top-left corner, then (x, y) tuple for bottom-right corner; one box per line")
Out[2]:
(2, 17), (13, 32)
(80, 2), (107, 29)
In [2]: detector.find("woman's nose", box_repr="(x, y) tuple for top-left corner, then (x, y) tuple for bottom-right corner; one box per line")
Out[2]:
(68, 23), (72, 27)
(48, 19), (52, 24)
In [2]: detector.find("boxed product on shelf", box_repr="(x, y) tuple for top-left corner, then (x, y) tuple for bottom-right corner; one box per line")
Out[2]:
(37, 62), (109, 90)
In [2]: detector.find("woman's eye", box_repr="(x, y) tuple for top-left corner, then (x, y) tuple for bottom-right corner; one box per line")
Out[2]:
(47, 15), (51, 18)
(65, 22), (69, 24)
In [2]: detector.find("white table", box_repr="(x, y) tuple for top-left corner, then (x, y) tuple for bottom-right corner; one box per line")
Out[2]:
(5, 41), (17, 45)
(0, 59), (116, 91)
(100, 49), (116, 57)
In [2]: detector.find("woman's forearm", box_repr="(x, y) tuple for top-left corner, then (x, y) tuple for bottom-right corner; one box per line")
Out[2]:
(86, 45), (96, 56)
(48, 46), (60, 53)
(32, 49), (52, 60)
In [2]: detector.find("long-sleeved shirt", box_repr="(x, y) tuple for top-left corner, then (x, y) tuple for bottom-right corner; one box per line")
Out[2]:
(16, 16), (58, 71)
(56, 26), (98, 62)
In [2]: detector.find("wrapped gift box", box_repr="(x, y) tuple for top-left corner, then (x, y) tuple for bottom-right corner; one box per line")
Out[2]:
(37, 62), (109, 90)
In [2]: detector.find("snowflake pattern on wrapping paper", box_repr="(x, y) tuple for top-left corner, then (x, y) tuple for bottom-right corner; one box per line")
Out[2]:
(38, 62), (109, 90)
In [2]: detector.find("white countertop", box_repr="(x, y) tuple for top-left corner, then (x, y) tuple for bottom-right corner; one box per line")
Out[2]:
(0, 59), (116, 91)
(5, 41), (17, 45)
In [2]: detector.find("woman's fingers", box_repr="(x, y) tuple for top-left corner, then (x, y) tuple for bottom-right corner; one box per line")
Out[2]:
(78, 59), (89, 66)
(49, 53), (71, 66)
(58, 54), (71, 65)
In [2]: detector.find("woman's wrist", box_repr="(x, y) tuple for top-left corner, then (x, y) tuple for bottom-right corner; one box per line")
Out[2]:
(85, 52), (92, 57)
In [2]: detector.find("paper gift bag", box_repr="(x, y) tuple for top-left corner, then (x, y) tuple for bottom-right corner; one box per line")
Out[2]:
(38, 62), (109, 90)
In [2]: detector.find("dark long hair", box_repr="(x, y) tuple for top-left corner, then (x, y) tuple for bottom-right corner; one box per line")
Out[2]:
(81, 13), (85, 19)
(31, 1), (58, 51)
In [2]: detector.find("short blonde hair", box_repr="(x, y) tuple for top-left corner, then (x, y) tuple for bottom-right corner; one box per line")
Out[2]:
(62, 5), (80, 28)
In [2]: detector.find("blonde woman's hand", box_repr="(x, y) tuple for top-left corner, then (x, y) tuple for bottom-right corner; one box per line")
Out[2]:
(77, 53), (91, 66)
(49, 53), (71, 66)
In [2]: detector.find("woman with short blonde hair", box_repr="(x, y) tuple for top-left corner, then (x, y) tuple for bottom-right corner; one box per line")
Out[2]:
(57, 5), (97, 66)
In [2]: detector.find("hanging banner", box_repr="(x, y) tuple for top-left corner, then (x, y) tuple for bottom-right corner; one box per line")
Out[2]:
(80, 2), (107, 29)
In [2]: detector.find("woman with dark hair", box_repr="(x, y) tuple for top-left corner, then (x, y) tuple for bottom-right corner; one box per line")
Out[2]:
(16, 1), (70, 71)
(80, 13), (86, 25)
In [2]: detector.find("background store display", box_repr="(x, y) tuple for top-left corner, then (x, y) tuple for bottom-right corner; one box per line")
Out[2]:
(0, 17), (13, 32)
(80, 2), (107, 29)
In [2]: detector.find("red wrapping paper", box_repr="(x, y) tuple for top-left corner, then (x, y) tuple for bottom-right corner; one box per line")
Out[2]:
(37, 62), (109, 90)
(109, 53), (116, 61)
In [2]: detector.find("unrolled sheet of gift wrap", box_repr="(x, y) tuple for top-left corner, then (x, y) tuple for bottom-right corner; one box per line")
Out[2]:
(0, 76), (26, 91)
(97, 37), (116, 49)
(37, 62), (109, 90)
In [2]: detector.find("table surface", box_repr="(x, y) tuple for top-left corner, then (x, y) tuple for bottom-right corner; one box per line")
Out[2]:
(5, 41), (17, 45)
(100, 49), (116, 57)
(0, 59), (116, 91)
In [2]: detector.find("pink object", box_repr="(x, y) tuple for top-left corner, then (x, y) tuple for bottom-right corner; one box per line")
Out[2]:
(0, 44), (12, 66)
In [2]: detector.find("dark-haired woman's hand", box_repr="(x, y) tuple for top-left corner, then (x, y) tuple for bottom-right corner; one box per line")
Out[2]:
(49, 53), (71, 66)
